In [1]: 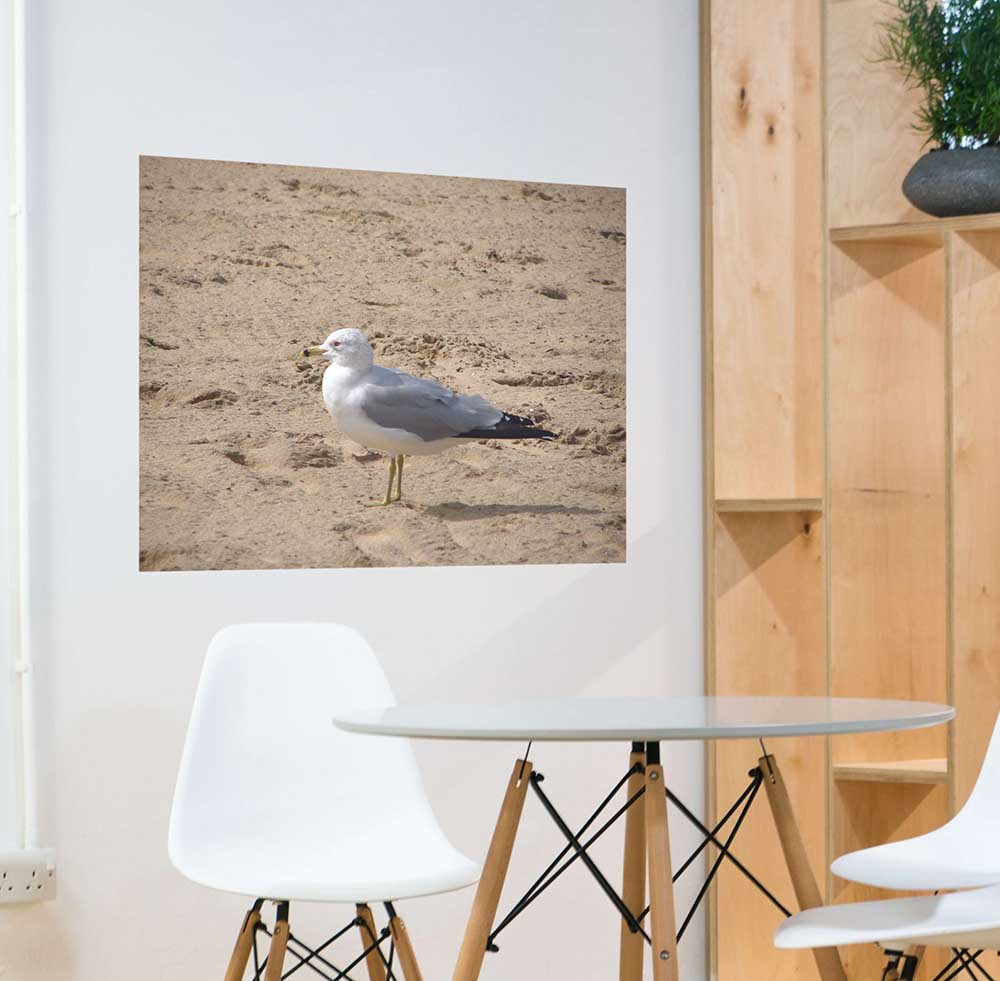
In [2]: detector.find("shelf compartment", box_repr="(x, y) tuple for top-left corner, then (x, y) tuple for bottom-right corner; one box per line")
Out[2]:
(716, 497), (823, 514)
(833, 758), (948, 785)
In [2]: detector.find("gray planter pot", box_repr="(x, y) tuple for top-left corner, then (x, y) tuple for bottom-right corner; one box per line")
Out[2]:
(902, 147), (1000, 218)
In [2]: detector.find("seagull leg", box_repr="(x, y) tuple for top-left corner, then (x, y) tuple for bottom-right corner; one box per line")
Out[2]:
(364, 456), (397, 507)
(393, 455), (404, 502)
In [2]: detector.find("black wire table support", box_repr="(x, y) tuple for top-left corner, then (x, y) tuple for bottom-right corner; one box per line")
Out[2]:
(483, 740), (793, 961)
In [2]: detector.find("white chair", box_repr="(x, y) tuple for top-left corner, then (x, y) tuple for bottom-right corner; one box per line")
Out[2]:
(774, 715), (1000, 979)
(830, 714), (1000, 891)
(775, 884), (1000, 979)
(168, 622), (479, 981)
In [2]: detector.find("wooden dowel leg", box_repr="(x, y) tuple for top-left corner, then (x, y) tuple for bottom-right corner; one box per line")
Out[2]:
(619, 747), (647, 981)
(388, 910), (423, 981)
(356, 904), (387, 981)
(264, 902), (290, 981)
(645, 755), (680, 981)
(760, 753), (847, 981)
(453, 758), (533, 981)
(224, 899), (263, 981)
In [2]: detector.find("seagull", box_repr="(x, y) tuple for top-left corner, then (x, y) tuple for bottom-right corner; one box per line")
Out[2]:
(301, 328), (555, 506)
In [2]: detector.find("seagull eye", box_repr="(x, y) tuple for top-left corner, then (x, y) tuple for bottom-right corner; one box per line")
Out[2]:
(332, 341), (341, 347)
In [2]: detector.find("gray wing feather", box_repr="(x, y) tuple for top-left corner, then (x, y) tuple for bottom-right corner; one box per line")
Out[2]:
(359, 366), (502, 441)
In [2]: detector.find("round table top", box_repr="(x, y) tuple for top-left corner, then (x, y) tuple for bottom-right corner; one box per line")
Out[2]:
(332, 695), (955, 743)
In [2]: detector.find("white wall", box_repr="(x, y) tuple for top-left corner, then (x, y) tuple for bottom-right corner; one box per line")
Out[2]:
(1, 1), (703, 978)
(0, 0), (18, 852)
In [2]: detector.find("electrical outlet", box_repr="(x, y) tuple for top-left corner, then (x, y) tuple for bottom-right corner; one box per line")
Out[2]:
(0, 848), (56, 903)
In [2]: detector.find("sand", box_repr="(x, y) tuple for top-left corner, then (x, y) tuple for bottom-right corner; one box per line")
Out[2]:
(138, 155), (626, 570)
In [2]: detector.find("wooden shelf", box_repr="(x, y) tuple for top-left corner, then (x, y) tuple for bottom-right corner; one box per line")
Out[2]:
(715, 497), (823, 513)
(831, 212), (1000, 246)
(832, 758), (948, 785)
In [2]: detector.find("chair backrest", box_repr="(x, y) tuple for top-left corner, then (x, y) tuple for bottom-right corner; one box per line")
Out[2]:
(955, 712), (1000, 823)
(168, 622), (436, 872)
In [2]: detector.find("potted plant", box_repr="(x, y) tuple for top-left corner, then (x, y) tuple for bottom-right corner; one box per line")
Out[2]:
(877, 0), (1000, 218)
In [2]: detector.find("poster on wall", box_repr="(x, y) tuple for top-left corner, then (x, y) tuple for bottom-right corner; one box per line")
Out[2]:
(138, 156), (626, 570)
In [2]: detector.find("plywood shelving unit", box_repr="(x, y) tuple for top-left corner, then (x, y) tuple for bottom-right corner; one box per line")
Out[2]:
(703, 1), (1000, 979)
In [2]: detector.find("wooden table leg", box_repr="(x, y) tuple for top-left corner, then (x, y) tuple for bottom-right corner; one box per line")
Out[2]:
(224, 898), (263, 981)
(619, 744), (647, 981)
(356, 904), (387, 981)
(645, 744), (680, 981)
(387, 905), (423, 981)
(453, 759), (532, 981)
(760, 753), (847, 981)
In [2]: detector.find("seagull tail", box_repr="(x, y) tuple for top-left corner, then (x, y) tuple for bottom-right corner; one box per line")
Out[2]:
(457, 412), (556, 441)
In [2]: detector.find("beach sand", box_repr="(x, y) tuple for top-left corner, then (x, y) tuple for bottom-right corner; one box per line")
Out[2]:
(139, 156), (626, 570)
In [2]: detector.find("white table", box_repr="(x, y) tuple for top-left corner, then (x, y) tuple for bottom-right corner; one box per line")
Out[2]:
(334, 695), (955, 981)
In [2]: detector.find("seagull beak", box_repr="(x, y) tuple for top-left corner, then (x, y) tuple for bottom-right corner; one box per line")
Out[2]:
(301, 345), (326, 358)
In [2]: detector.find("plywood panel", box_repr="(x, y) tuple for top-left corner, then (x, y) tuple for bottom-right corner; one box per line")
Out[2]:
(829, 242), (948, 766)
(710, 0), (824, 500)
(826, 0), (927, 228)
(951, 230), (1000, 808)
(714, 512), (825, 981)
(832, 782), (949, 980)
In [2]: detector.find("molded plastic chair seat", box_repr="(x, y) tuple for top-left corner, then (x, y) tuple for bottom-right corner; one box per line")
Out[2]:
(168, 622), (479, 979)
(177, 823), (479, 903)
(831, 714), (1000, 891)
(830, 819), (1000, 892)
(774, 882), (1000, 952)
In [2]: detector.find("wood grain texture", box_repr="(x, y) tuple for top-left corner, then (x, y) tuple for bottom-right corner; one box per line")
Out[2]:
(388, 915), (423, 981)
(710, 0), (824, 500)
(264, 916), (290, 981)
(826, 0), (927, 227)
(761, 754), (847, 981)
(224, 904), (262, 981)
(832, 211), (1000, 245)
(832, 757), (947, 785)
(713, 512), (826, 981)
(356, 904), (387, 981)
(619, 750), (647, 981)
(832, 782), (949, 980)
(829, 242), (948, 766)
(716, 498), (823, 513)
(452, 760), (531, 981)
(645, 764), (679, 981)
(950, 230), (1000, 808)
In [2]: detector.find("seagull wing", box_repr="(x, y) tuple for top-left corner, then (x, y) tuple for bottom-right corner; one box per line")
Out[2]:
(358, 367), (503, 442)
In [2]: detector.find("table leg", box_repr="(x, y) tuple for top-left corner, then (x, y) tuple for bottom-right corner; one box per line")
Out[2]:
(759, 753), (847, 981)
(453, 758), (532, 981)
(619, 743), (647, 981)
(645, 742), (680, 981)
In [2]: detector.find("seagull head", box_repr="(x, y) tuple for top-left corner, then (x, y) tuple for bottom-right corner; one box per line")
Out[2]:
(302, 328), (374, 371)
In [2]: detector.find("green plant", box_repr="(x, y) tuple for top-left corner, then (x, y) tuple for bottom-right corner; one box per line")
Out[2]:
(876, 0), (1000, 148)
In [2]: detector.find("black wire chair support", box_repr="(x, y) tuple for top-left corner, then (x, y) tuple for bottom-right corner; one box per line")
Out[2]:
(248, 900), (400, 981)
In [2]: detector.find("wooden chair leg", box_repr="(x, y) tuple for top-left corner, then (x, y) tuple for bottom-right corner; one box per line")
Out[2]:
(453, 758), (533, 981)
(356, 904), (387, 981)
(224, 899), (263, 981)
(619, 746), (647, 981)
(264, 901), (290, 981)
(388, 907), (423, 981)
(645, 754), (680, 981)
(760, 753), (848, 981)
